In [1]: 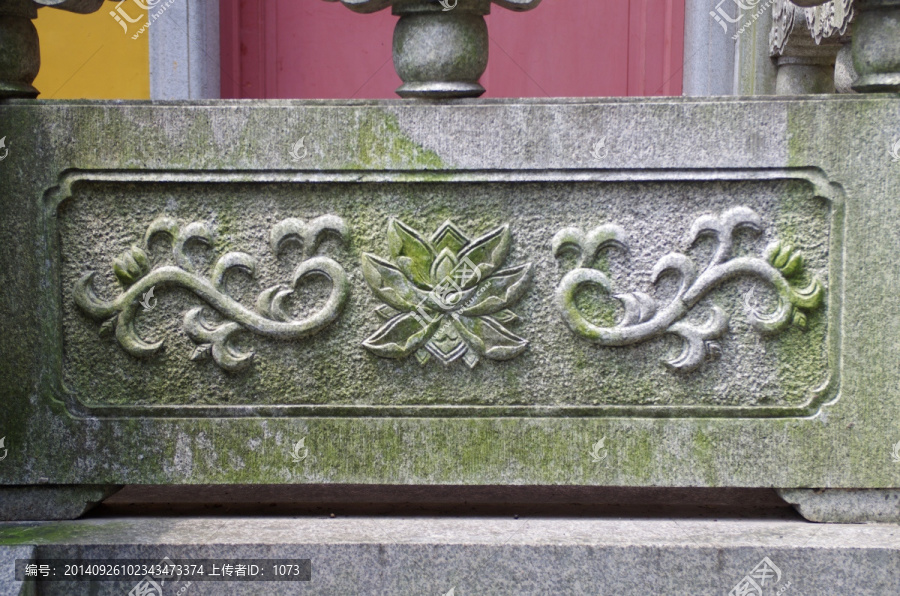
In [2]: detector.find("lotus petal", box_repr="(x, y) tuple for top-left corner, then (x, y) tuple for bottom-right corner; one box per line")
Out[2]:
(388, 219), (435, 287)
(362, 312), (442, 358)
(451, 314), (529, 360)
(361, 253), (431, 312)
(459, 263), (532, 317)
(457, 225), (511, 288)
(430, 247), (459, 286)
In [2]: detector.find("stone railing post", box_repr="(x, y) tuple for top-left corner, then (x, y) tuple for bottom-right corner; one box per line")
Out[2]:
(323, 0), (541, 98)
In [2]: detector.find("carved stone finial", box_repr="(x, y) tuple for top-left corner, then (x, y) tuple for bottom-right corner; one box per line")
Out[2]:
(0, 0), (115, 99)
(323, 0), (542, 99)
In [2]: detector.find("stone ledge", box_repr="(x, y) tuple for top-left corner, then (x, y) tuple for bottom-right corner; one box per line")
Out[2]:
(0, 486), (123, 522)
(778, 488), (900, 523)
(2, 517), (900, 594)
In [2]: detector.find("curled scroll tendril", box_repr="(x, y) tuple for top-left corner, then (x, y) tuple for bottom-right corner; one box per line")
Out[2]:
(75, 216), (350, 372)
(553, 207), (825, 373)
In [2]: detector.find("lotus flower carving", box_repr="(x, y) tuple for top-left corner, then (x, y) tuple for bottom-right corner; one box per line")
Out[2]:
(361, 219), (532, 368)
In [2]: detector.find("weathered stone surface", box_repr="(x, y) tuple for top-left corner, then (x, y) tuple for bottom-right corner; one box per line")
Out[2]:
(2, 517), (900, 594)
(0, 545), (34, 596)
(0, 97), (899, 512)
(55, 175), (832, 414)
(778, 488), (900, 522)
(852, 0), (900, 91)
(0, 486), (122, 521)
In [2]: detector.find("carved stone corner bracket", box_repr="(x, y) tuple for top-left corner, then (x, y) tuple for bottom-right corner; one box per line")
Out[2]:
(74, 216), (351, 372)
(772, 0), (900, 92)
(770, 0), (854, 94)
(360, 219), (532, 368)
(553, 207), (825, 374)
(0, 1), (118, 99)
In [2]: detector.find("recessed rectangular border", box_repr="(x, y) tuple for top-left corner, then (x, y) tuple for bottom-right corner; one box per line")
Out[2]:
(44, 167), (844, 420)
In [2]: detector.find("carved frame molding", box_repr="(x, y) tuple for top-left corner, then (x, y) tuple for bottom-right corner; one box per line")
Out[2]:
(44, 167), (845, 420)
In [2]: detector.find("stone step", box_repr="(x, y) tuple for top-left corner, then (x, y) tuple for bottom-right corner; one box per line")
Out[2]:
(2, 516), (900, 595)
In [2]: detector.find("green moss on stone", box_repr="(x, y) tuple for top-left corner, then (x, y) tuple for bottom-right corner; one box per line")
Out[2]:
(0, 522), (130, 546)
(346, 111), (450, 173)
(619, 431), (654, 482)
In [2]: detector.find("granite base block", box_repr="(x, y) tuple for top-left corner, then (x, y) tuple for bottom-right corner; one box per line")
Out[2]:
(1, 517), (900, 595)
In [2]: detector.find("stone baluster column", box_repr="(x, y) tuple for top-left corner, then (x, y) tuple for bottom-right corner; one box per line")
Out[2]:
(0, 0), (112, 100)
(834, 39), (858, 92)
(323, 0), (541, 99)
(774, 5), (842, 94)
(0, 0), (42, 99)
(852, 0), (900, 91)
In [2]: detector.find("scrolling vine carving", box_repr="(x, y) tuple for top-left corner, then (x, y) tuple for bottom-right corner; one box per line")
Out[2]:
(74, 216), (350, 371)
(554, 207), (825, 372)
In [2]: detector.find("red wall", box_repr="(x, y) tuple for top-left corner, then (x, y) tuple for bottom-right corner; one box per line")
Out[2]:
(221, 0), (685, 99)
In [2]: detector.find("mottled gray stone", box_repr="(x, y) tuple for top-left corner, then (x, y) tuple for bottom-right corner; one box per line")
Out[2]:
(0, 546), (35, 596)
(775, 61), (838, 93)
(771, 3), (841, 95)
(734, 0), (778, 95)
(393, 10), (489, 99)
(0, 486), (122, 521)
(54, 174), (833, 413)
(2, 517), (900, 594)
(835, 42), (859, 92)
(852, 0), (900, 92)
(778, 488), (900, 523)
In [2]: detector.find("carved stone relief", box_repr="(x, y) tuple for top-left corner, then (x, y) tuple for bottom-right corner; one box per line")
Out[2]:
(74, 216), (350, 371)
(553, 207), (825, 373)
(771, 0), (855, 57)
(58, 173), (834, 415)
(361, 219), (532, 368)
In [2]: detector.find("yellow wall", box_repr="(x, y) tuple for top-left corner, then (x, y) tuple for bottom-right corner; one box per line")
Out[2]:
(33, 4), (149, 99)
